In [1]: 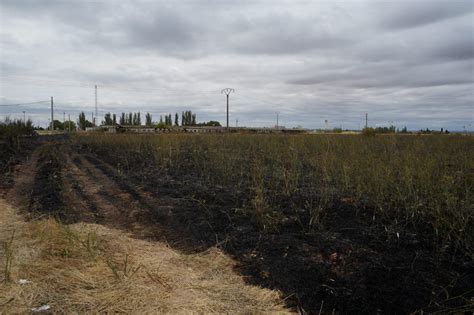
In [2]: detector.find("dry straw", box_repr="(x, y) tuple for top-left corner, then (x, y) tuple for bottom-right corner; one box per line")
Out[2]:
(0, 199), (288, 314)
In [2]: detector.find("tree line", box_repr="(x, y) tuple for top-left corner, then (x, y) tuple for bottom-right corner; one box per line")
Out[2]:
(76, 110), (221, 130)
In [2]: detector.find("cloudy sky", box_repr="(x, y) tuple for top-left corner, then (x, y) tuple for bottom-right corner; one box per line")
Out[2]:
(1, 0), (473, 130)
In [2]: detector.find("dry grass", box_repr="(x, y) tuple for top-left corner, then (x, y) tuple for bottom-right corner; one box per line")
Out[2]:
(0, 198), (288, 314)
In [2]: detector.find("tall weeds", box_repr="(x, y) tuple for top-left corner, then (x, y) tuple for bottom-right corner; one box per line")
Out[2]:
(77, 133), (474, 253)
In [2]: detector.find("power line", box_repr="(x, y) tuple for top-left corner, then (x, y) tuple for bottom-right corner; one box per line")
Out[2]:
(0, 100), (49, 107)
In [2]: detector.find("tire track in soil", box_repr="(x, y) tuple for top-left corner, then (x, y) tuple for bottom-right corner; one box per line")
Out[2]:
(64, 152), (140, 230)
(5, 145), (41, 209)
(81, 154), (211, 250)
(63, 146), (198, 248)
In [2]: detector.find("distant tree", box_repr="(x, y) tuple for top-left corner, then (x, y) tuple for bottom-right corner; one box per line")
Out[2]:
(175, 113), (179, 126)
(112, 114), (117, 125)
(77, 112), (93, 130)
(128, 112), (133, 125)
(64, 120), (77, 131)
(159, 115), (163, 124)
(168, 114), (172, 126)
(196, 121), (221, 127)
(191, 114), (196, 125)
(181, 111), (185, 126)
(186, 111), (191, 125)
(145, 112), (152, 126)
(53, 120), (64, 130)
(78, 112), (86, 130)
(103, 112), (113, 125)
(120, 113), (126, 125)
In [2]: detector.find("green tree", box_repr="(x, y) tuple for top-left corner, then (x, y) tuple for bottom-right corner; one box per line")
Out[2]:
(196, 120), (221, 127)
(145, 112), (152, 126)
(103, 112), (113, 125)
(77, 112), (90, 130)
(175, 113), (179, 126)
(53, 120), (64, 130)
(64, 120), (77, 131)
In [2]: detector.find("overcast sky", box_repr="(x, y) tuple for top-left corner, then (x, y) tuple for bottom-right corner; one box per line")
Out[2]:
(1, 0), (473, 130)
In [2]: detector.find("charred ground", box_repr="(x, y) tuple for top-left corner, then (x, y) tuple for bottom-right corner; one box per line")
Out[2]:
(1, 134), (473, 314)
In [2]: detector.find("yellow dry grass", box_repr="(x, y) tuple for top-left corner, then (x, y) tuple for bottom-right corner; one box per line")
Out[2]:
(0, 198), (289, 314)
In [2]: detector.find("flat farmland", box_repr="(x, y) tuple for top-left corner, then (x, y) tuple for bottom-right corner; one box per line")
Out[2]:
(2, 133), (473, 313)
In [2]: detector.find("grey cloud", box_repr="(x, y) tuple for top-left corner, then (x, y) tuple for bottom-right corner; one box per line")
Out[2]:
(0, 0), (473, 130)
(229, 12), (353, 55)
(378, 0), (473, 30)
(432, 34), (474, 61)
(287, 59), (473, 89)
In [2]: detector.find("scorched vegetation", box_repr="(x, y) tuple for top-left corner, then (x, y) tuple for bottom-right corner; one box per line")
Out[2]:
(75, 133), (473, 313)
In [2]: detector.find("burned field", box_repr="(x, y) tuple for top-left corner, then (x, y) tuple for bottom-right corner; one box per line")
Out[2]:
(2, 133), (473, 313)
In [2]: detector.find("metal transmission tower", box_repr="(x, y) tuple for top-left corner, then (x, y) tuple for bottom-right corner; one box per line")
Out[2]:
(94, 85), (98, 126)
(221, 88), (234, 128)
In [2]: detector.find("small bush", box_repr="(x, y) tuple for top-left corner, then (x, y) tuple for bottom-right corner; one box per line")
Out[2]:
(361, 127), (377, 136)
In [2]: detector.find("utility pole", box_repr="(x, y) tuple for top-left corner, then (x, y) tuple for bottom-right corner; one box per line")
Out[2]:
(63, 112), (65, 131)
(91, 112), (94, 127)
(276, 112), (279, 129)
(22, 111), (26, 126)
(95, 85), (98, 126)
(365, 113), (368, 129)
(68, 114), (71, 132)
(51, 96), (54, 131)
(221, 88), (234, 129)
